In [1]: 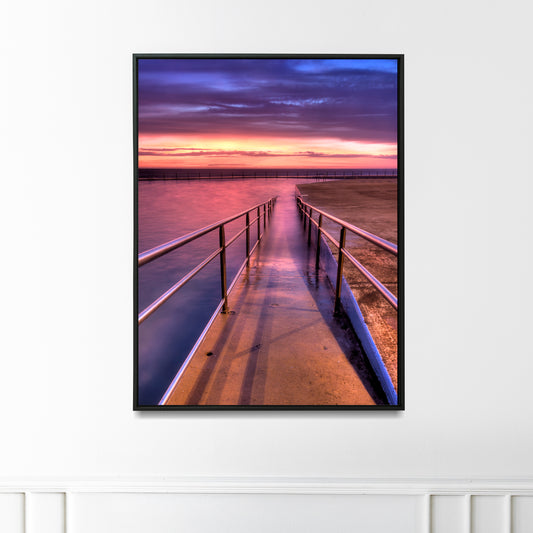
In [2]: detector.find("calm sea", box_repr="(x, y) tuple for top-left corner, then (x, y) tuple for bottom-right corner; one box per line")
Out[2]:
(138, 177), (319, 405)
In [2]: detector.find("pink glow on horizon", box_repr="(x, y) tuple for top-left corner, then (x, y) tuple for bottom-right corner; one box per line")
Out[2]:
(138, 133), (397, 169)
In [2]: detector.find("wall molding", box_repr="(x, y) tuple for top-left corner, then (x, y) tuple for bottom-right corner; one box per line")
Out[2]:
(1, 476), (533, 495)
(2, 478), (532, 533)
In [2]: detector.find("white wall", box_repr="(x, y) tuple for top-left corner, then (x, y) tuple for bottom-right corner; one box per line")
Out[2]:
(1, 0), (533, 530)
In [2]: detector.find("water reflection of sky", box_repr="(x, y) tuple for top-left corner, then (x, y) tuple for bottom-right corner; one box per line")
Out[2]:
(138, 178), (316, 405)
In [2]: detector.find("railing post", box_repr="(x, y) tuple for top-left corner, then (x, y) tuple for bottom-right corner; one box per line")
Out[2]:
(303, 206), (307, 229)
(257, 206), (261, 241)
(219, 225), (228, 312)
(245, 211), (250, 265)
(308, 208), (313, 245)
(334, 227), (346, 315)
(264, 204), (266, 230)
(316, 214), (322, 270)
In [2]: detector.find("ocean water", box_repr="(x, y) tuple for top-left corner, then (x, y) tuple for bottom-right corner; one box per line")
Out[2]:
(137, 177), (318, 405)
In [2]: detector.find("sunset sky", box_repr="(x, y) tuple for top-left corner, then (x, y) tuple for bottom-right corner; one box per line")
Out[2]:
(137, 58), (398, 169)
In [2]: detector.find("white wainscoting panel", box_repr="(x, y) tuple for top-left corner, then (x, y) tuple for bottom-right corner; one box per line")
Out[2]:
(0, 493), (24, 533)
(512, 497), (533, 533)
(431, 495), (468, 533)
(27, 493), (65, 533)
(1, 478), (533, 533)
(471, 495), (507, 533)
(70, 493), (420, 533)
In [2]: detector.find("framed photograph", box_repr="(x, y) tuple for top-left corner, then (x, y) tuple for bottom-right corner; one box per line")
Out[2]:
(134, 54), (403, 410)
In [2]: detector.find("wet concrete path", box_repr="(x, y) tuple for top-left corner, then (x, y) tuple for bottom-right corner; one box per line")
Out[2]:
(166, 191), (383, 406)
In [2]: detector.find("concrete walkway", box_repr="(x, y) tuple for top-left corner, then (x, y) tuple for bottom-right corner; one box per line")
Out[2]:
(166, 191), (383, 406)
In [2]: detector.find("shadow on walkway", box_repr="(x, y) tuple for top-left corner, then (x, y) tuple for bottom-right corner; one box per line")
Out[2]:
(167, 192), (387, 406)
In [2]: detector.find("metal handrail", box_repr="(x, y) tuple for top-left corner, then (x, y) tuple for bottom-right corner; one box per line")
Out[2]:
(296, 196), (397, 311)
(138, 197), (277, 325)
(297, 198), (397, 255)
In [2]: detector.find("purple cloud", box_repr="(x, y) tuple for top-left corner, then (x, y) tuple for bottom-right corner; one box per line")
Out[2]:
(138, 58), (398, 144)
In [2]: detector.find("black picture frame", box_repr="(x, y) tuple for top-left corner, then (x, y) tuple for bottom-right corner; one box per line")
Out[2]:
(134, 54), (404, 411)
